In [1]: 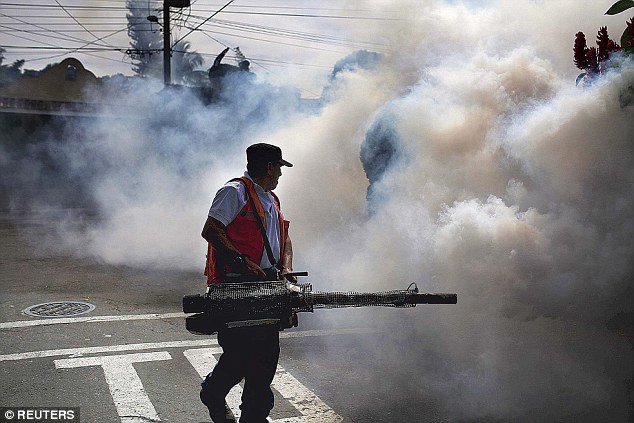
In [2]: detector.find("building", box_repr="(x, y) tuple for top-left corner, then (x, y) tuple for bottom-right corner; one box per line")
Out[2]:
(0, 57), (105, 116)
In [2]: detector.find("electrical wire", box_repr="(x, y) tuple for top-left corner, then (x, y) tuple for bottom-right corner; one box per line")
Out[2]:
(172, 0), (234, 46)
(0, 2), (401, 14)
(0, 25), (123, 49)
(185, 16), (390, 51)
(0, 13), (121, 48)
(1, 0), (393, 90)
(53, 0), (104, 44)
(189, 25), (345, 54)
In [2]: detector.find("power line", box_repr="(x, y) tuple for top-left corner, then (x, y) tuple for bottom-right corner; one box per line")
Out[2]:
(1, 13), (389, 51)
(0, 3), (402, 20)
(0, 11), (151, 52)
(53, 0), (104, 44)
(0, 4), (153, 11)
(0, 25), (123, 49)
(186, 25), (346, 54)
(0, 22), (157, 27)
(27, 26), (132, 63)
(0, 28), (158, 33)
(0, 13), (120, 48)
(1, 44), (125, 51)
(3, 45), (130, 54)
(184, 16), (389, 51)
(172, 0), (234, 46)
(1, 15), (149, 19)
(1, 0), (385, 92)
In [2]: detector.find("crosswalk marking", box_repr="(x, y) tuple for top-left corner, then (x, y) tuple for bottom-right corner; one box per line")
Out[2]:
(53, 348), (342, 422)
(0, 312), (187, 330)
(183, 348), (243, 420)
(184, 348), (343, 423)
(55, 352), (172, 423)
(0, 328), (377, 362)
(3, 328), (370, 422)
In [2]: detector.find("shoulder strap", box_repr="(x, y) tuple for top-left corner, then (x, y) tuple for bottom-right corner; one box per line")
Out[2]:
(233, 177), (278, 267)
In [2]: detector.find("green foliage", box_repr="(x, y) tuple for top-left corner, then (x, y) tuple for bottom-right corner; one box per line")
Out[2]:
(606, 1), (634, 54)
(0, 58), (25, 87)
(622, 18), (634, 53)
(172, 40), (204, 85)
(606, 0), (634, 15)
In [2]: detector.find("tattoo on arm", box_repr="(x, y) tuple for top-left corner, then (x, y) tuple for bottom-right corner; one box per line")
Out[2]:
(202, 217), (241, 260)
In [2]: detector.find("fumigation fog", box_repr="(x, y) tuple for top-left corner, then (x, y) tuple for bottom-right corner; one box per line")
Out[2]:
(1, 1), (633, 421)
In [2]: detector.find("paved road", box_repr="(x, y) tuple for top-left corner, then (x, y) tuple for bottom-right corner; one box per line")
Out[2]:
(0, 213), (447, 423)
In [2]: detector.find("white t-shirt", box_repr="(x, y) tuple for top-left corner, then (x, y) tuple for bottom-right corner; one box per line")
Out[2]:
(208, 172), (281, 268)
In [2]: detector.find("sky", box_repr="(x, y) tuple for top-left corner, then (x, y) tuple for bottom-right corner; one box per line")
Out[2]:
(1, 1), (634, 422)
(1, 0), (404, 96)
(1, 0), (631, 96)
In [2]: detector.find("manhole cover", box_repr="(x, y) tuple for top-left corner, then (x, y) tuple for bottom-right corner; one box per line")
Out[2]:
(23, 301), (95, 318)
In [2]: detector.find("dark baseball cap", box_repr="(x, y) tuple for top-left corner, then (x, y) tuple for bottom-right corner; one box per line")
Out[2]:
(246, 143), (293, 167)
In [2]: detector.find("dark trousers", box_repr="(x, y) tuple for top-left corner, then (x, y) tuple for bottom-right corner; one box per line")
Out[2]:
(202, 326), (280, 422)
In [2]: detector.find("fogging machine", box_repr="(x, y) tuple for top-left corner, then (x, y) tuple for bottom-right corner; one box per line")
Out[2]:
(183, 273), (457, 335)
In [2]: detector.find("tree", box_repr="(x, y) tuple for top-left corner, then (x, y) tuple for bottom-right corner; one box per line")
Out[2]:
(0, 46), (25, 87)
(126, 0), (163, 78)
(171, 40), (204, 85)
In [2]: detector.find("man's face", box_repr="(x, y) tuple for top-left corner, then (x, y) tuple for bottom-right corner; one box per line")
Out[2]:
(268, 163), (282, 190)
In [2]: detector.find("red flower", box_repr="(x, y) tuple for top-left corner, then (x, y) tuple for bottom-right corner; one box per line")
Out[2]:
(597, 26), (610, 62)
(607, 39), (621, 52)
(574, 31), (589, 70)
(586, 47), (599, 74)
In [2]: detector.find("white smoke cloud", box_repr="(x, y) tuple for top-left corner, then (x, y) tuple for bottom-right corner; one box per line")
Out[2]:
(3, 0), (633, 421)
(272, 2), (633, 421)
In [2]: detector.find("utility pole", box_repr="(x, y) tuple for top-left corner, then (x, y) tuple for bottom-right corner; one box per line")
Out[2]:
(163, 0), (190, 85)
(163, 2), (170, 85)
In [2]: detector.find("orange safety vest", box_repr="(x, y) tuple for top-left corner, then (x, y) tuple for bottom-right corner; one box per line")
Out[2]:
(204, 176), (289, 284)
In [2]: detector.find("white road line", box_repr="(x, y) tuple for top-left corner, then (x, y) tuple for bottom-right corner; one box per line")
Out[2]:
(0, 328), (377, 362)
(56, 352), (172, 423)
(184, 348), (343, 423)
(0, 339), (218, 362)
(0, 312), (186, 329)
(183, 348), (243, 418)
(272, 368), (344, 422)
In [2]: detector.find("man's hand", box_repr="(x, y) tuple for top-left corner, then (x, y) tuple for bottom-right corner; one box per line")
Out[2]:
(281, 266), (297, 283)
(244, 257), (267, 279)
(203, 216), (267, 279)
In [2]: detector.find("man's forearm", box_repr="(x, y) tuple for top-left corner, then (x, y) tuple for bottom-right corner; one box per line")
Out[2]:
(202, 216), (266, 278)
(282, 236), (293, 271)
(202, 216), (241, 260)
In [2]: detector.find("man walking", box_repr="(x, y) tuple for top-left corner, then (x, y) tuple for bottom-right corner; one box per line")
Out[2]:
(199, 143), (294, 423)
